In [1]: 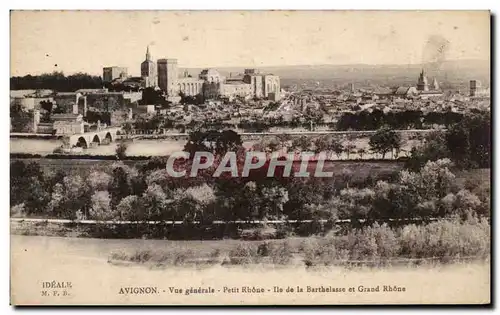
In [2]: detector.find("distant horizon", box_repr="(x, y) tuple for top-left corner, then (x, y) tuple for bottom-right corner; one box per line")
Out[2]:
(11, 11), (490, 77)
(10, 58), (491, 78)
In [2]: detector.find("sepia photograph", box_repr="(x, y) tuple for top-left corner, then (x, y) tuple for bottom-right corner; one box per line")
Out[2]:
(9, 10), (491, 305)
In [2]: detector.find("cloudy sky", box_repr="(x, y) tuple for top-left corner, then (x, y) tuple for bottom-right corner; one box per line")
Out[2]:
(10, 10), (490, 76)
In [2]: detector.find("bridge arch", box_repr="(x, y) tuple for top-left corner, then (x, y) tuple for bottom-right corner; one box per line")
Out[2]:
(104, 132), (112, 143)
(91, 134), (101, 145)
(76, 137), (88, 149)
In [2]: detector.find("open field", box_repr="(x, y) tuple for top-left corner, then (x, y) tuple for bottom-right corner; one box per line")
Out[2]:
(10, 235), (490, 305)
(11, 157), (406, 181)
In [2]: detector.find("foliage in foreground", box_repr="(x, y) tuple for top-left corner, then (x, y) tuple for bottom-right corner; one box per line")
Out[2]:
(108, 218), (490, 267)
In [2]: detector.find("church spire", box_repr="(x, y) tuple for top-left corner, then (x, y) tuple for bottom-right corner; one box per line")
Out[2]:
(432, 77), (440, 90)
(146, 45), (151, 61)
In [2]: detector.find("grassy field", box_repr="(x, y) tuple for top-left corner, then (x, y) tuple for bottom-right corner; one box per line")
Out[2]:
(12, 157), (405, 181)
(10, 235), (490, 305)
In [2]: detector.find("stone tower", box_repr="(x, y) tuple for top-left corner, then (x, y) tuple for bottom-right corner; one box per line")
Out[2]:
(417, 69), (429, 92)
(432, 78), (440, 91)
(157, 58), (179, 97)
(141, 46), (157, 88)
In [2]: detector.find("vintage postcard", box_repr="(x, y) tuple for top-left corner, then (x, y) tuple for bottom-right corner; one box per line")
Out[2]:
(10, 10), (491, 305)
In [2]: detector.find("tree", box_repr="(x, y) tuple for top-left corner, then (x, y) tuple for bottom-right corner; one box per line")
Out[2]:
(141, 184), (171, 221)
(116, 195), (142, 222)
(10, 102), (32, 132)
(445, 112), (490, 169)
(291, 136), (311, 152)
(10, 161), (48, 214)
(48, 175), (91, 219)
(140, 87), (169, 106)
(109, 166), (132, 208)
(122, 121), (133, 136)
(259, 185), (289, 220)
(337, 187), (376, 223)
(313, 136), (330, 154)
(87, 171), (112, 191)
(369, 128), (401, 159)
(40, 100), (54, 113)
(89, 191), (117, 221)
(11, 71), (103, 91)
(357, 148), (367, 159)
(23, 177), (50, 215)
(329, 139), (344, 159)
(171, 185), (216, 223)
(344, 142), (357, 160)
(405, 131), (449, 171)
(183, 130), (243, 157)
(276, 134), (292, 151)
(398, 159), (456, 219)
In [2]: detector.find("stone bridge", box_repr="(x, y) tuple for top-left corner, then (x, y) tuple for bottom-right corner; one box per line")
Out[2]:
(68, 127), (121, 148)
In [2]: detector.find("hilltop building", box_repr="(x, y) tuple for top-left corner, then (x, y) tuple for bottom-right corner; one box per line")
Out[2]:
(103, 66), (128, 83)
(152, 52), (281, 103)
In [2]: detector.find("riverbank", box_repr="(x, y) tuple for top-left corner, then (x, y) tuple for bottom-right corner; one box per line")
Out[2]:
(11, 218), (490, 266)
(10, 235), (490, 305)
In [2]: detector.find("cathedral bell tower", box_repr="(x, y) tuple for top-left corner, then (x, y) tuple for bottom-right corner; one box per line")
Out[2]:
(417, 69), (429, 92)
(141, 45), (157, 88)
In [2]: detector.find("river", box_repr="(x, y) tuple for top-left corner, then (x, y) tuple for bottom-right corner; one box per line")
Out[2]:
(10, 235), (490, 305)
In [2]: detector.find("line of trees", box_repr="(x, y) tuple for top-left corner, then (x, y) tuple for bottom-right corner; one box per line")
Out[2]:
(252, 128), (403, 160)
(405, 111), (491, 170)
(336, 109), (466, 131)
(10, 157), (490, 230)
(11, 72), (103, 92)
(125, 109), (486, 136)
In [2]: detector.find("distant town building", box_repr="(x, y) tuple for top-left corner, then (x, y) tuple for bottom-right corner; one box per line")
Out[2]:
(393, 86), (418, 97)
(417, 69), (429, 92)
(103, 66), (128, 83)
(178, 70), (204, 96)
(243, 69), (281, 100)
(150, 59), (281, 103)
(263, 74), (281, 99)
(414, 69), (443, 98)
(140, 46), (157, 88)
(221, 80), (252, 99)
(470, 80), (490, 97)
(54, 91), (142, 115)
(432, 78), (440, 91)
(52, 113), (84, 135)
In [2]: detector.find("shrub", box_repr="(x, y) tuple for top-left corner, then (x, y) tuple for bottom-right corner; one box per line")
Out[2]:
(10, 203), (25, 218)
(240, 226), (277, 240)
(298, 237), (340, 266)
(115, 141), (128, 160)
(229, 243), (259, 264)
(275, 224), (295, 239)
(399, 218), (490, 260)
(269, 241), (294, 265)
